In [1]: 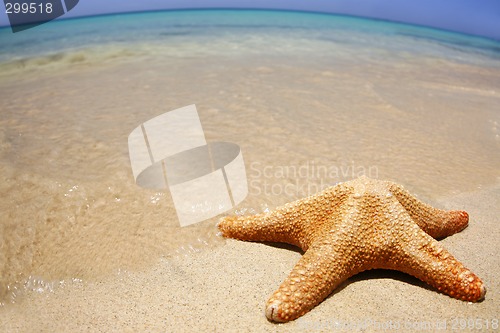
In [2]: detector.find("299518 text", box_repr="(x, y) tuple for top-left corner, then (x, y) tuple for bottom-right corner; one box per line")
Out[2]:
(5, 2), (53, 14)
(450, 318), (498, 330)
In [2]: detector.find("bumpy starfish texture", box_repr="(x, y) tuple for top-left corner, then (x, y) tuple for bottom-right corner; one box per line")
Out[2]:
(218, 176), (486, 322)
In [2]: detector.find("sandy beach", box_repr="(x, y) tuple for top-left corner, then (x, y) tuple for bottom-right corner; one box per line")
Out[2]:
(1, 185), (498, 332)
(1, 10), (499, 332)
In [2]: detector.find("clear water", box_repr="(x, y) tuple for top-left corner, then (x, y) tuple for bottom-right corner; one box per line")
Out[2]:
(0, 9), (499, 307)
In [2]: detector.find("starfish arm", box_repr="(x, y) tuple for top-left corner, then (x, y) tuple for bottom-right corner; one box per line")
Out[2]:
(217, 211), (305, 248)
(386, 181), (469, 238)
(390, 227), (486, 302)
(218, 186), (347, 249)
(265, 241), (357, 322)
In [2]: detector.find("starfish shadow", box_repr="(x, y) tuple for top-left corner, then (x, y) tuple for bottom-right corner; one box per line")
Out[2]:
(261, 242), (304, 255)
(345, 269), (429, 290)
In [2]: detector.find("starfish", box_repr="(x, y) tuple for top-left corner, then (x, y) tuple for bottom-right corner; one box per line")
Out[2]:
(217, 176), (486, 322)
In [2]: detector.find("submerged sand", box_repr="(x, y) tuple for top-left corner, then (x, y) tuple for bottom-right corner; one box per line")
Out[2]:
(0, 18), (499, 332)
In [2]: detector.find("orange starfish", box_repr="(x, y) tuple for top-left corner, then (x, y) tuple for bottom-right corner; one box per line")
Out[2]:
(218, 176), (486, 322)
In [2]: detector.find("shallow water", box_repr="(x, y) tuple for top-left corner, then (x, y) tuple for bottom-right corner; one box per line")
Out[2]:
(0, 9), (499, 304)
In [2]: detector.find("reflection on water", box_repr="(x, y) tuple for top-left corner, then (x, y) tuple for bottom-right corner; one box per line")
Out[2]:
(0, 9), (499, 304)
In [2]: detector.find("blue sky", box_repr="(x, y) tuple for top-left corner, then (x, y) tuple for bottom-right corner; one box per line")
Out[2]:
(1, 0), (500, 40)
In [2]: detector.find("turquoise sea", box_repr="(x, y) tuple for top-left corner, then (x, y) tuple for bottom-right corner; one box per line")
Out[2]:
(1, 9), (500, 66)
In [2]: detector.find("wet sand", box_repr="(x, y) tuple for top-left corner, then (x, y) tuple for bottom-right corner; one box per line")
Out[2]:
(1, 17), (499, 331)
